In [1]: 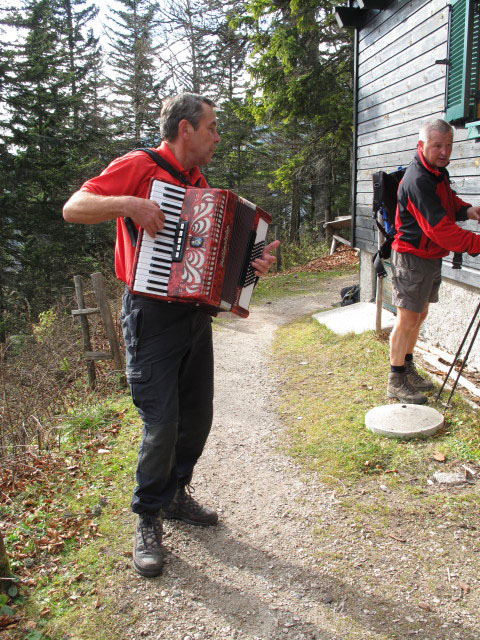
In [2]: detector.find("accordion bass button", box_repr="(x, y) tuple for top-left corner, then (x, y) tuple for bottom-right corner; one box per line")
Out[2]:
(190, 236), (204, 247)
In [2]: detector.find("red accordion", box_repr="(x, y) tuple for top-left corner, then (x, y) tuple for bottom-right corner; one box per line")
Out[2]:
(129, 179), (272, 317)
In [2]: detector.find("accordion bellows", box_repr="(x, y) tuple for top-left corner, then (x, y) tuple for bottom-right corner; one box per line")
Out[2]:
(129, 179), (272, 317)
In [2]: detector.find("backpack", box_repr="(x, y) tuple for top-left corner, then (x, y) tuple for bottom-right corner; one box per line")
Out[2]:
(371, 167), (405, 277)
(340, 284), (360, 306)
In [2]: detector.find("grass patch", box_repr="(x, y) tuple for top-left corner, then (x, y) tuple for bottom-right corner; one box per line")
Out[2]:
(2, 394), (140, 639)
(251, 265), (358, 306)
(39, 401), (139, 640)
(273, 316), (480, 619)
(271, 317), (480, 485)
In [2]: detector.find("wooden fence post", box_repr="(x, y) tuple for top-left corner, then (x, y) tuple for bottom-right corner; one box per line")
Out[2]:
(0, 532), (11, 593)
(73, 276), (96, 389)
(90, 272), (124, 372)
(72, 273), (124, 386)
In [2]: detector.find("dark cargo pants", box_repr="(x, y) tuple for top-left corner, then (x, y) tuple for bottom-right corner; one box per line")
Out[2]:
(121, 289), (214, 515)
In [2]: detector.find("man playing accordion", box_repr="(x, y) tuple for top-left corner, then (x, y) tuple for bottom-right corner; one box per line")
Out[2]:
(63, 93), (279, 577)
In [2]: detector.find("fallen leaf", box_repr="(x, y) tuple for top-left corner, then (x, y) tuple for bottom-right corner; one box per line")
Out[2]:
(0, 616), (18, 629)
(24, 620), (37, 630)
(459, 581), (471, 593)
(388, 533), (407, 543)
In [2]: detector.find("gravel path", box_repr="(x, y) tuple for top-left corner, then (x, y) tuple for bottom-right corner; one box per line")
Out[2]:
(111, 274), (478, 640)
(115, 276), (358, 640)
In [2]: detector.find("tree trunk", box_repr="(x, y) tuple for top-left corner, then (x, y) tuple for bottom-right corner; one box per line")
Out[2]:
(311, 156), (333, 240)
(0, 283), (5, 344)
(289, 180), (300, 242)
(0, 532), (11, 592)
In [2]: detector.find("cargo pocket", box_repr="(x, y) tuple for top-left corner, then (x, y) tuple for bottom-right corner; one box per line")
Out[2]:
(393, 266), (423, 283)
(392, 266), (424, 298)
(126, 364), (151, 385)
(126, 364), (153, 414)
(121, 307), (143, 361)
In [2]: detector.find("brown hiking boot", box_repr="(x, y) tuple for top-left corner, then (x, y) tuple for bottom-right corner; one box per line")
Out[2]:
(387, 371), (427, 404)
(405, 360), (433, 391)
(162, 485), (218, 526)
(133, 513), (164, 577)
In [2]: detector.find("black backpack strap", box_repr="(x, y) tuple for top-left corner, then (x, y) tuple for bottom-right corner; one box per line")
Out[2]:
(372, 171), (382, 216)
(124, 217), (139, 247)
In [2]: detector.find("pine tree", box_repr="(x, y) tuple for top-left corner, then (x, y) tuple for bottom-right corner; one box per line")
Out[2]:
(1, 0), (114, 329)
(157, 0), (248, 100)
(239, 0), (353, 239)
(59, 0), (119, 179)
(212, 13), (248, 101)
(105, 0), (165, 148)
(0, 14), (19, 341)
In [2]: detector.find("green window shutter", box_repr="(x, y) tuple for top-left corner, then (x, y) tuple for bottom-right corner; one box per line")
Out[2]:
(468, 2), (480, 119)
(446, 0), (472, 122)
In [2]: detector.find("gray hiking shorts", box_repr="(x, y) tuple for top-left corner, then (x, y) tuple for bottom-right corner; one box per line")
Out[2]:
(391, 251), (442, 313)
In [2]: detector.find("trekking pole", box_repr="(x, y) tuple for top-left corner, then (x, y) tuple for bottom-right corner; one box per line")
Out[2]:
(435, 301), (480, 402)
(444, 315), (480, 407)
(375, 212), (384, 337)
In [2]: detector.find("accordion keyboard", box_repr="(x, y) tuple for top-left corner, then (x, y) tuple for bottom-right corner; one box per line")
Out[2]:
(133, 181), (187, 296)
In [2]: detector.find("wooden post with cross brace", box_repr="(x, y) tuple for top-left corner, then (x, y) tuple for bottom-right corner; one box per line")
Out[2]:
(72, 272), (124, 388)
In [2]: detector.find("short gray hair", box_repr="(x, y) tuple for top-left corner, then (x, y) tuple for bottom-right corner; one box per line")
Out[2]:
(419, 119), (454, 143)
(160, 93), (215, 141)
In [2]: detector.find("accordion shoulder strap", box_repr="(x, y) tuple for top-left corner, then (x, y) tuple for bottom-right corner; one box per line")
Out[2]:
(135, 147), (193, 186)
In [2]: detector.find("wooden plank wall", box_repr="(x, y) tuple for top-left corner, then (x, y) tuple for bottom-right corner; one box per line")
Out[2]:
(354, 0), (480, 288)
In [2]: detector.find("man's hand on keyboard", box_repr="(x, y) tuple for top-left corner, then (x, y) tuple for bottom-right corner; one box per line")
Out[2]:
(251, 240), (280, 277)
(129, 197), (166, 238)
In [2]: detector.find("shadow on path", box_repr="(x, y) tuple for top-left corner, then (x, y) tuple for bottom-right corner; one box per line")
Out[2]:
(156, 521), (477, 640)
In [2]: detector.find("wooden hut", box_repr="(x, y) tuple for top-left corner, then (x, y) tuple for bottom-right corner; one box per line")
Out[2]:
(336, 0), (480, 369)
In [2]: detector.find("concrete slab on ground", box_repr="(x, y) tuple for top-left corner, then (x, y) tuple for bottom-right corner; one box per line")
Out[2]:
(365, 403), (444, 439)
(312, 302), (396, 335)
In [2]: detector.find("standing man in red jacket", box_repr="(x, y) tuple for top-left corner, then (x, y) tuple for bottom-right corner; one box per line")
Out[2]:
(63, 93), (279, 577)
(388, 118), (480, 404)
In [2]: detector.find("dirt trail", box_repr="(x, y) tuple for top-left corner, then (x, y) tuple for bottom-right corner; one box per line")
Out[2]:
(108, 274), (479, 640)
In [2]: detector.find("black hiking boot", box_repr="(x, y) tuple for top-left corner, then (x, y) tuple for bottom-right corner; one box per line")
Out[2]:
(162, 485), (218, 526)
(405, 360), (434, 391)
(133, 513), (164, 577)
(387, 371), (427, 404)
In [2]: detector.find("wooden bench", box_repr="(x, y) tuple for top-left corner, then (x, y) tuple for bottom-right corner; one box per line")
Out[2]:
(323, 216), (352, 255)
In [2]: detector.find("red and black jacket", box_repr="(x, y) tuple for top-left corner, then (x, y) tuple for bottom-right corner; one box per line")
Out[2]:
(392, 149), (480, 258)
